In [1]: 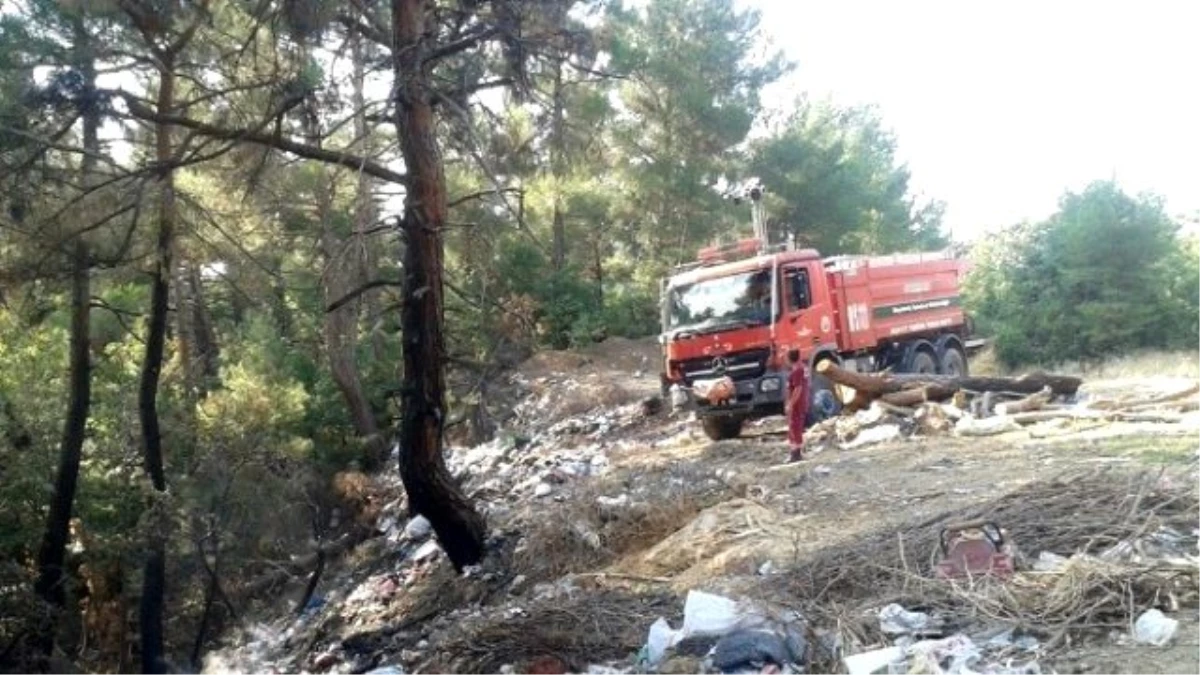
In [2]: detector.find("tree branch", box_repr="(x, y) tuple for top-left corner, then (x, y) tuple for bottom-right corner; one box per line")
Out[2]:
(423, 25), (500, 64)
(448, 186), (523, 209)
(326, 279), (404, 313)
(112, 92), (407, 184)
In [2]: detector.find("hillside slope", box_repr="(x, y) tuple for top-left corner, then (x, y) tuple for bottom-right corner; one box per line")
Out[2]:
(204, 342), (1200, 675)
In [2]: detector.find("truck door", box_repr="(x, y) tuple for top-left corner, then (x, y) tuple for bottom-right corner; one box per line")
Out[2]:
(780, 263), (836, 360)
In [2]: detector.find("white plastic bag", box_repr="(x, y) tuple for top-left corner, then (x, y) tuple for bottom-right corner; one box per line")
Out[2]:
(680, 590), (742, 637)
(645, 617), (679, 665)
(878, 603), (930, 635)
(1134, 609), (1179, 646)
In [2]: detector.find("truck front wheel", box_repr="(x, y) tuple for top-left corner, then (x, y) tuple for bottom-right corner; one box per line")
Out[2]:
(701, 415), (744, 441)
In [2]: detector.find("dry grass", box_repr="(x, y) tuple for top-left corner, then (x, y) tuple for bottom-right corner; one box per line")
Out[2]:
(426, 590), (675, 673)
(1054, 350), (1200, 380)
(764, 467), (1198, 669)
(972, 347), (1200, 380)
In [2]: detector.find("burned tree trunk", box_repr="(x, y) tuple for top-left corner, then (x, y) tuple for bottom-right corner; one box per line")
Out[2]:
(33, 18), (97, 658)
(33, 242), (92, 613)
(137, 54), (176, 675)
(549, 58), (567, 271)
(392, 0), (486, 570)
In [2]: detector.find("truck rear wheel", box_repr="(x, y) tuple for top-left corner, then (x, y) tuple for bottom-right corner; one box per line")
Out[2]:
(701, 415), (744, 441)
(939, 345), (968, 377)
(908, 350), (938, 374)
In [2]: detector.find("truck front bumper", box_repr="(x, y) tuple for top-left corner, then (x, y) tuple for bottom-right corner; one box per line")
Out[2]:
(671, 371), (787, 418)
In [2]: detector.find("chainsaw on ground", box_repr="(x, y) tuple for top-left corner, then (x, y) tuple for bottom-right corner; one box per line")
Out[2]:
(934, 519), (1015, 580)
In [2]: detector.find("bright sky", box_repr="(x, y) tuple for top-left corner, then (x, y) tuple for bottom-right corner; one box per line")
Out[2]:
(741, 0), (1200, 242)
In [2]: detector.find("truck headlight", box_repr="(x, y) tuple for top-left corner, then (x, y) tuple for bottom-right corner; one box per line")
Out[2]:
(760, 377), (781, 392)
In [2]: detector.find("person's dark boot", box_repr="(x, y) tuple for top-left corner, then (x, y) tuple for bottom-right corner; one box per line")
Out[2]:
(788, 447), (805, 463)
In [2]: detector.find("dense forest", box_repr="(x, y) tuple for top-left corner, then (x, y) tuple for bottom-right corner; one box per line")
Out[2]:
(0, 0), (1195, 673)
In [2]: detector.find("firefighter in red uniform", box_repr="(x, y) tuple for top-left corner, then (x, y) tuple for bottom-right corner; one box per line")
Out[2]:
(786, 349), (809, 462)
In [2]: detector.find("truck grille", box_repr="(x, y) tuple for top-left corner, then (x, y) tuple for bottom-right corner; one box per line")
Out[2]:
(677, 348), (771, 384)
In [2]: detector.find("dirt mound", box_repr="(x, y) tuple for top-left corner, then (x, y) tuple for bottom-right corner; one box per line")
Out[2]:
(517, 336), (660, 381)
(611, 498), (796, 589)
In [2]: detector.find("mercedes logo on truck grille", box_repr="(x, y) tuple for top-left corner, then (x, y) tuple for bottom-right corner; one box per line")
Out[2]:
(711, 356), (728, 374)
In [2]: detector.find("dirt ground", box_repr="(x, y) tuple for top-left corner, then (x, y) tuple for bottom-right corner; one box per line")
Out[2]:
(512, 339), (1200, 673)
(205, 339), (1199, 675)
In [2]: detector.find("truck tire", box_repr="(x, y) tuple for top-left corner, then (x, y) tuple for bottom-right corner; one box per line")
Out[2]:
(701, 415), (744, 441)
(939, 345), (968, 377)
(908, 350), (938, 374)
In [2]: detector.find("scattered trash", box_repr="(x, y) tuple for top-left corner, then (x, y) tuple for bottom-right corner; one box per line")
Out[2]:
(681, 590), (744, 637)
(845, 633), (1040, 675)
(843, 646), (902, 675)
(842, 424), (902, 449)
(534, 482), (554, 498)
(365, 666), (405, 675)
(711, 629), (793, 671)
(412, 540), (440, 563)
(878, 603), (930, 635)
(403, 515), (432, 540)
(640, 591), (805, 672)
(1032, 551), (1068, 572)
(644, 617), (676, 666)
(1133, 609), (1179, 646)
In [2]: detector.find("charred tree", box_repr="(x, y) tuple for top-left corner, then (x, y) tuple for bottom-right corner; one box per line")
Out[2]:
(136, 48), (175, 673)
(33, 240), (92, 623)
(32, 16), (97, 659)
(549, 58), (567, 271)
(392, 0), (487, 570)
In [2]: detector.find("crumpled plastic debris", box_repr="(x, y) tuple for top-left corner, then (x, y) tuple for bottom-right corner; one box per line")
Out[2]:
(365, 665), (405, 674)
(711, 629), (798, 671)
(845, 631), (1042, 675)
(1133, 608), (1179, 646)
(641, 591), (803, 669)
(878, 603), (930, 635)
(403, 515), (432, 540)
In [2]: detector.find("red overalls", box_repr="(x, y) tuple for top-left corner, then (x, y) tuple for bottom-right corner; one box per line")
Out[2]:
(787, 361), (810, 457)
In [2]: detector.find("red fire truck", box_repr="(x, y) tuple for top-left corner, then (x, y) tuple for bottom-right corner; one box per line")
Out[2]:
(659, 222), (982, 440)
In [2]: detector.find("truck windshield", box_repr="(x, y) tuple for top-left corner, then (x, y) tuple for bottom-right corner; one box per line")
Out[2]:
(667, 269), (773, 331)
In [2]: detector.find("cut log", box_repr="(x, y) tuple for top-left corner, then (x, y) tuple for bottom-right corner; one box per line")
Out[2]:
(875, 401), (917, 417)
(880, 386), (947, 407)
(915, 403), (954, 434)
(995, 386), (1053, 416)
(1010, 409), (1103, 425)
(936, 403), (966, 421)
(814, 362), (1083, 406)
(955, 416), (1022, 436)
(1110, 411), (1184, 424)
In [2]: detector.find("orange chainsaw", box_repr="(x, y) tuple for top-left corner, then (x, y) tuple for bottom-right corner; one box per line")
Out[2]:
(935, 520), (1015, 580)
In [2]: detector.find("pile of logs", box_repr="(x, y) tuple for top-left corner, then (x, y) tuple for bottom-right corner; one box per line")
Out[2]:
(812, 362), (1199, 441)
